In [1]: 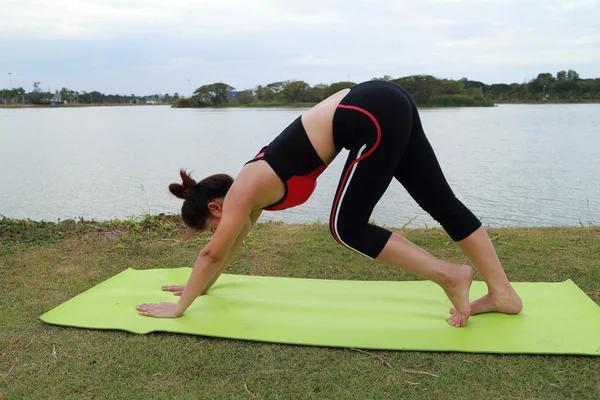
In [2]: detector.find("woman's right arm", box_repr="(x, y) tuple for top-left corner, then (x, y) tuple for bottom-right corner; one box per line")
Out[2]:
(199, 208), (263, 294)
(163, 209), (263, 296)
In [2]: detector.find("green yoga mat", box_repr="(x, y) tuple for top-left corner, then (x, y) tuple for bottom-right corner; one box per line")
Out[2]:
(40, 268), (600, 355)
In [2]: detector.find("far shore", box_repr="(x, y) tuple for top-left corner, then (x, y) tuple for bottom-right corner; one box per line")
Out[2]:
(2, 100), (599, 110)
(0, 103), (168, 109)
(494, 99), (600, 104)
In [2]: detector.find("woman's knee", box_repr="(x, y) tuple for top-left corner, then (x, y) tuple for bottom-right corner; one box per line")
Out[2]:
(329, 220), (391, 259)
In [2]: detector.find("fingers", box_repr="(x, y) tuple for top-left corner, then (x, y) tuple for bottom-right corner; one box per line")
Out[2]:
(174, 291), (183, 296)
(162, 285), (184, 292)
(136, 304), (151, 317)
(136, 302), (177, 318)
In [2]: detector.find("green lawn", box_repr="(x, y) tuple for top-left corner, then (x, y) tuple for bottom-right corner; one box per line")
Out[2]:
(1, 216), (599, 399)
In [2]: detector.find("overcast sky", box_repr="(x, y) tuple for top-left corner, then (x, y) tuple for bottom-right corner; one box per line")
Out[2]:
(1, 0), (599, 95)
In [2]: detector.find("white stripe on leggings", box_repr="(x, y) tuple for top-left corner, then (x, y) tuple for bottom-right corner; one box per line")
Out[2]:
(333, 144), (374, 260)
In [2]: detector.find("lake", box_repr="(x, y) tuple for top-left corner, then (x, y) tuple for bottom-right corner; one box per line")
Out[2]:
(0, 104), (598, 228)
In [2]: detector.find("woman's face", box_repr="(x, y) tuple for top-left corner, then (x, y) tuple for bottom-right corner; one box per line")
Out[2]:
(205, 216), (221, 233)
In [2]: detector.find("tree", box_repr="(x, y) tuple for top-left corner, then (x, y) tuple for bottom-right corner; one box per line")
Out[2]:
(255, 85), (275, 102)
(60, 87), (69, 100)
(15, 87), (26, 104)
(554, 80), (579, 94)
(192, 83), (234, 105)
(487, 84), (512, 98)
(567, 70), (580, 81)
(325, 81), (355, 97)
(266, 81), (288, 95)
(280, 81), (310, 103)
(29, 82), (50, 104)
(307, 83), (328, 102)
(557, 70), (567, 81)
(528, 73), (555, 94)
(392, 75), (442, 103)
(89, 91), (103, 103)
(441, 79), (464, 95)
(235, 90), (255, 104)
(460, 78), (486, 90)
(536, 73), (555, 82)
(372, 75), (393, 81)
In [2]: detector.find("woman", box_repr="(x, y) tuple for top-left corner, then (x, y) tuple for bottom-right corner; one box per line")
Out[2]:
(136, 80), (522, 327)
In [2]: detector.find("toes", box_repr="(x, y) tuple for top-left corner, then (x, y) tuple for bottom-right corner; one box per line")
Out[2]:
(446, 313), (467, 328)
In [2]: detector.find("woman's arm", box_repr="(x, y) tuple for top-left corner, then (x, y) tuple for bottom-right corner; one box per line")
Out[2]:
(137, 182), (264, 318)
(198, 208), (263, 295)
(173, 200), (254, 317)
(163, 209), (263, 296)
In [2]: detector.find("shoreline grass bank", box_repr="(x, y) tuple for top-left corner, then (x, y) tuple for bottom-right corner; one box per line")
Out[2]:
(1, 215), (599, 399)
(172, 97), (496, 109)
(0, 103), (166, 109)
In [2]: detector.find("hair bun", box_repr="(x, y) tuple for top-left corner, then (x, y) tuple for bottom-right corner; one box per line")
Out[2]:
(169, 169), (197, 200)
(179, 169), (197, 189)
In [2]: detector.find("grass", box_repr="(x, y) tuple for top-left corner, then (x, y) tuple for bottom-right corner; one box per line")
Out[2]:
(1, 215), (599, 399)
(0, 103), (162, 109)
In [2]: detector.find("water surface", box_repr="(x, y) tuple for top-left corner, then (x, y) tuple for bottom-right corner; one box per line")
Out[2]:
(0, 104), (598, 228)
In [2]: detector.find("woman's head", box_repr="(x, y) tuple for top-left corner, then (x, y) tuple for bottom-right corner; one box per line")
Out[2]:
(169, 169), (234, 231)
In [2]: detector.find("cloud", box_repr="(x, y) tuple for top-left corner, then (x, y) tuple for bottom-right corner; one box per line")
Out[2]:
(0, 0), (345, 39)
(1, 0), (598, 94)
(554, 0), (598, 12)
(135, 57), (221, 72)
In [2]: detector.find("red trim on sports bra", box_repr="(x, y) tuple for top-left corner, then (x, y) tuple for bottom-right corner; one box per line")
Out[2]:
(329, 104), (382, 255)
(263, 164), (326, 211)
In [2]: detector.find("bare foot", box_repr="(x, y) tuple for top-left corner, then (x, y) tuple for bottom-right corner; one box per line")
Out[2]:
(441, 264), (473, 328)
(450, 289), (523, 316)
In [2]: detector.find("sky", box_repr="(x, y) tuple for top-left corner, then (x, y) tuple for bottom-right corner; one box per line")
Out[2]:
(1, 0), (599, 95)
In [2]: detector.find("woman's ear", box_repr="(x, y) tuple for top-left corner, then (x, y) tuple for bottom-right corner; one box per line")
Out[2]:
(208, 199), (223, 217)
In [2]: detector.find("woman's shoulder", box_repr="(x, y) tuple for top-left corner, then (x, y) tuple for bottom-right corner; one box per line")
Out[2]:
(230, 161), (285, 210)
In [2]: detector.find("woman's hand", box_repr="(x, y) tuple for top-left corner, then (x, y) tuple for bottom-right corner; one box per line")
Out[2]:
(162, 284), (186, 296)
(136, 302), (181, 318)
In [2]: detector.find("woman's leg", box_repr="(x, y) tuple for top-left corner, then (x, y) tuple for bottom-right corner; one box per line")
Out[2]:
(376, 234), (474, 327)
(329, 134), (474, 327)
(453, 228), (522, 315)
(329, 84), (473, 327)
(394, 98), (522, 317)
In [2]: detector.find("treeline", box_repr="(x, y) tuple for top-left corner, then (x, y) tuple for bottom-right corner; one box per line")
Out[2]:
(3, 69), (598, 108)
(173, 69), (600, 108)
(173, 79), (494, 108)
(0, 82), (180, 106)
(470, 70), (600, 102)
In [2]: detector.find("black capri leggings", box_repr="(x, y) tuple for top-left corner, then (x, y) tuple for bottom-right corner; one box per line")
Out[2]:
(329, 81), (482, 259)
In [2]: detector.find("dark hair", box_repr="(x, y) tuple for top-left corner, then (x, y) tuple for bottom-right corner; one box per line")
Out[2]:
(169, 169), (234, 230)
